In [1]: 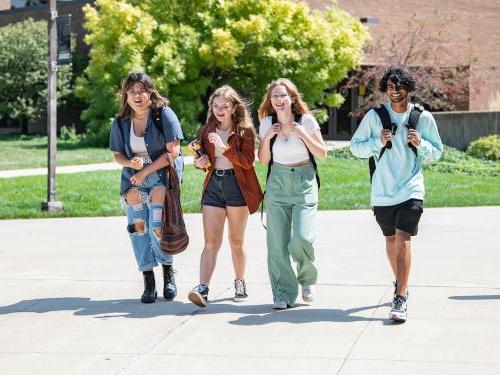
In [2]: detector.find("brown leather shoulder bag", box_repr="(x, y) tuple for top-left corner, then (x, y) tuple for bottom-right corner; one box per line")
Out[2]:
(160, 156), (189, 255)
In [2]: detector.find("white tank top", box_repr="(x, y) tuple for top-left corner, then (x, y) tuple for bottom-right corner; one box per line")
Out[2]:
(258, 113), (320, 164)
(129, 120), (149, 158)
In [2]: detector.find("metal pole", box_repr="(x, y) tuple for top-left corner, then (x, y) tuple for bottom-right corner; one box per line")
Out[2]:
(42, 0), (63, 212)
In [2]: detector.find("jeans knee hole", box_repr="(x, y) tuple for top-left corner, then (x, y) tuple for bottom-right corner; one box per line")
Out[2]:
(127, 219), (146, 234)
(152, 227), (162, 241)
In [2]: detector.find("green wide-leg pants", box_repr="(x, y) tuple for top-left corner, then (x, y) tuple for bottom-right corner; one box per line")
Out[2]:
(265, 162), (318, 306)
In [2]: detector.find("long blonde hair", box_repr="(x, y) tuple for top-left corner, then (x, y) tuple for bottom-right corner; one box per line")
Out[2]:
(117, 72), (168, 119)
(258, 78), (309, 121)
(206, 85), (255, 136)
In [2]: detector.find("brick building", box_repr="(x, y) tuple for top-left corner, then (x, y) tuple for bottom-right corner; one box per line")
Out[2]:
(0, 0), (498, 138)
(309, 0), (500, 138)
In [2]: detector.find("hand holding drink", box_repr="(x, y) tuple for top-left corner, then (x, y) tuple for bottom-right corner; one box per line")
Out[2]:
(188, 139), (211, 171)
(130, 156), (144, 170)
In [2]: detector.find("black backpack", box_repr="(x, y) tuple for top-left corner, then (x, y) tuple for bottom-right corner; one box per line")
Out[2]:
(368, 104), (424, 182)
(261, 113), (321, 229)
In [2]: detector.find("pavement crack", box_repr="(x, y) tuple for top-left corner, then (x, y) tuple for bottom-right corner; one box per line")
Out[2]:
(336, 285), (391, 375)
(114, 287), (230, 375)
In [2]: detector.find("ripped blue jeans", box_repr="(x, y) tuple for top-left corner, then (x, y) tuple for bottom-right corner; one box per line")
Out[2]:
(123, 171), (172, 271)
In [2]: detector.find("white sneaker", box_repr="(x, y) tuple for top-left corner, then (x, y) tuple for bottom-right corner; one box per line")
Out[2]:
(302, 285), (314, 302)
(233, 279), (248, 302)
(273, 300), (287, 309)
(389, 295), (407, 322)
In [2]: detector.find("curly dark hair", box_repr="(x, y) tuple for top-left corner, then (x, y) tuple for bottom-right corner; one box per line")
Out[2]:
(378, 65), (416, 93)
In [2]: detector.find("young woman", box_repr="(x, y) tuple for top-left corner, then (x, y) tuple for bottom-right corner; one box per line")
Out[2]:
(109, 72), (184, 303)
(258, 78), (327, 309)
(188, 85), (263, 307)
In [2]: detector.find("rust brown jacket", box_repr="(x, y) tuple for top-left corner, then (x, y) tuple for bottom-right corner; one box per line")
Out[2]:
(199, 121), (263, 214)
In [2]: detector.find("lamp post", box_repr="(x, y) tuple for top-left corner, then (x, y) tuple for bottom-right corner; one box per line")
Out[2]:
(42, 0), (63, 212)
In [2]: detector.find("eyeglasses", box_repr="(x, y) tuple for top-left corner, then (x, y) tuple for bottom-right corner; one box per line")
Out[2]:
(271, 93), (289, 100)
(127, 89), (149, 97)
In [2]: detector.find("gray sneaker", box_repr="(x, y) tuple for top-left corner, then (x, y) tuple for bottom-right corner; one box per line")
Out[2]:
(234, 279), (248, 302)
(302, 285), (314, 302)
(273, 300), (288, 310)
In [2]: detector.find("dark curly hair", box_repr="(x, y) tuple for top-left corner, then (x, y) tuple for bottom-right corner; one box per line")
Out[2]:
(378, 65), (416, 93)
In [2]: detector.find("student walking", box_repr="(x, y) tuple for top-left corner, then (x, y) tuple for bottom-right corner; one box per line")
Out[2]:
(258, 78), (327, 309)
(188, 85), (263, 307)
(350, 65), (443, 322)
(109, 72), (184, 303)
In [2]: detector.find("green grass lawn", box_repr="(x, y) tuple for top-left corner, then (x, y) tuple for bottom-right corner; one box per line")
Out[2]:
(1, 155), (498, 219)
(0, 135), (112, 170)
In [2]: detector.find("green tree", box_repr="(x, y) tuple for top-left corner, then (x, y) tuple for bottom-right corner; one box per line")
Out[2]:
(77, 0), (369, 145)
(0, 18), (72, 134)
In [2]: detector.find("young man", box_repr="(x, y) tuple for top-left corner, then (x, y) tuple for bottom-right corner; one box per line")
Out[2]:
(350, 66), (443, 322)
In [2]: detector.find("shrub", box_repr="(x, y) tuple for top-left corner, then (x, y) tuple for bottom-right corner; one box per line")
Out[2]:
(428, 145), (499, 177)
(59, 126), (83, 144)
(466, 135), (500, 162)
(336, 144), (499, 177)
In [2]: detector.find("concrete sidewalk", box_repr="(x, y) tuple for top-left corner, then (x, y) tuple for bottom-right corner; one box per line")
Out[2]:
(0, 157), (194, 179)
(0, 141), (349, 179)
(0, 207), (498, 374)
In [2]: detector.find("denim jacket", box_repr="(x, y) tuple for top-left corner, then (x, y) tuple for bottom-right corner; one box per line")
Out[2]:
(109, 106), (184, 195)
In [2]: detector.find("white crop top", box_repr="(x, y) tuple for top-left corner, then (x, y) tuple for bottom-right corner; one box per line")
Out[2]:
(258, 113), (320, 164)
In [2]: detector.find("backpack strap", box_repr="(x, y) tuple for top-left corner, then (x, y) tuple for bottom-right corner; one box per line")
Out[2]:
(406, 104), (424, 157)
(373, 105), (394, 150)
(151, 107), (163, 134)
(369, 106), (395, 182)
(407, 103), (424, 130)
(261, 114), (279, 229)
(265, 113), (279, 184)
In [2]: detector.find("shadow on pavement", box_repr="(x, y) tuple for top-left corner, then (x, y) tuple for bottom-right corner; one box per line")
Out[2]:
(0, 297), (391, 324)
(0, 297), (196, 319)
(225, 303), (391, 325)
(448, 294), (500, 300)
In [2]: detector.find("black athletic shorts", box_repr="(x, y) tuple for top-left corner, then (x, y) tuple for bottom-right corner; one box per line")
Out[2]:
(202, 169), (247, 209)
(373, 199), (423, 236)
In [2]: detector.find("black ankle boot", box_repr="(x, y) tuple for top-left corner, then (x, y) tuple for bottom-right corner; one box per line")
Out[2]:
(162, 264), (177, 300)
(141, 270), (157, 303)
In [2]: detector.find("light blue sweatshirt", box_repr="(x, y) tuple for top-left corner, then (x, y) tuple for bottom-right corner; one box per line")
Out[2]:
(350, 103), (443, 206)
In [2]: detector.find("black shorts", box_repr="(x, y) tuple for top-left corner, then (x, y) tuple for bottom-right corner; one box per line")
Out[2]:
(202, 169), (247, 209)
(373, 199), (423, 237)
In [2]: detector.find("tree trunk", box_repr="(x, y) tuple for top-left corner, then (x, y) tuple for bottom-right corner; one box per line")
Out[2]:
(20, 117), (28, 135)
